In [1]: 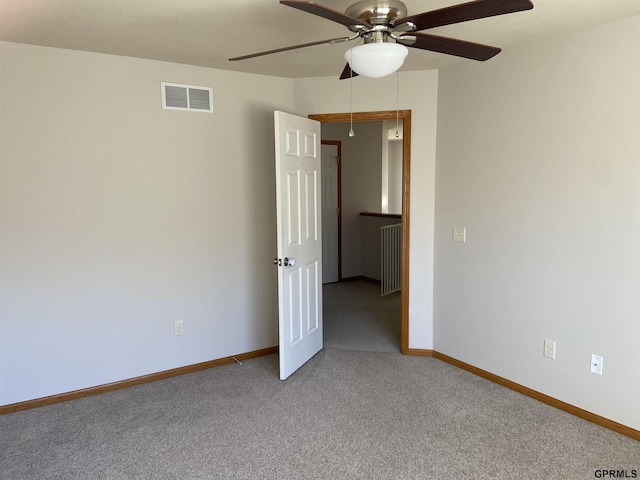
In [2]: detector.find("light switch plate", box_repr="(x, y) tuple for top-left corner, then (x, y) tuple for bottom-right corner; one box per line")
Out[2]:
(453, 226), (466, 243)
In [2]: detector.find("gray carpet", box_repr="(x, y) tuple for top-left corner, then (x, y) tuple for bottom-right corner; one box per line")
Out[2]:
(1, 349), (639, 479)
(323, 280), (401, 353)
(2, 283), (638, 479)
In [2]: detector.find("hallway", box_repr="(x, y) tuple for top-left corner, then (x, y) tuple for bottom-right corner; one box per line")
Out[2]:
(323, 280), (401, 353)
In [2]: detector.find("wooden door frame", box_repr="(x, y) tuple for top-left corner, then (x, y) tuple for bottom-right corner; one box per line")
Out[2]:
(321, 140), (343, 281)
(309, 110), (411, 355)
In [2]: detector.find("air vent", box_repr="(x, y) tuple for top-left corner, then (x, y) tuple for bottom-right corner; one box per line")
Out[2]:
(161, 82), (213, 113)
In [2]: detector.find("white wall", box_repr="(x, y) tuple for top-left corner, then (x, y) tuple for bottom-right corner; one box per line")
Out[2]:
(387, 139), (403, 215)
(434, 15), (640, 429)
(0, 42), (294, 405)
(381, 119), (403, 215)
(321, 121), (382, 278)
(294, 71), (439, 350)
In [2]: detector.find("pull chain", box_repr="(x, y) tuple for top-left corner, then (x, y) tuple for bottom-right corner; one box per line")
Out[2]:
(349, 49), (355, 137)
(395, 71), (400, 138)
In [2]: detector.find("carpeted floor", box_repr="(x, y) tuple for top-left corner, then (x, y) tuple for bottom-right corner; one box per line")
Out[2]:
(323, 280), (400, 353)
(1, 349), (638, 479)
(1, 282), (638, 479)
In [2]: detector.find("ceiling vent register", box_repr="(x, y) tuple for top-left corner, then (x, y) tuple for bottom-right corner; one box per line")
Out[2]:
(161, 82), (213, 112)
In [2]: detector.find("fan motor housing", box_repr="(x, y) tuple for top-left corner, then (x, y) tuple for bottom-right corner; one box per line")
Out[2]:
(345, 0), (408, 25)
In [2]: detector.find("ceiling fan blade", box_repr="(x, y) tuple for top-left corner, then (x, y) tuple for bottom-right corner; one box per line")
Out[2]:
(398, 32), (501, 61)
(229, 36), (350, 61)
(339, 63), (359, 80)
(394, 0), (533, 32)
(280, 1), (371, 29)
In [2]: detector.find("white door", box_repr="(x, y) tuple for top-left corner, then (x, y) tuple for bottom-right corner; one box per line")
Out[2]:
(321, 143), (339, 284)
(274, 111), (323, 380)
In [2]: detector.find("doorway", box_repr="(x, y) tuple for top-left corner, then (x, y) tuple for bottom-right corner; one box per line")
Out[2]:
(309, 110), (411, 354)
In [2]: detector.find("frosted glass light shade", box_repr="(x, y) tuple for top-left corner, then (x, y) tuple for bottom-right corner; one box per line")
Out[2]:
(344, 43), (408, 78)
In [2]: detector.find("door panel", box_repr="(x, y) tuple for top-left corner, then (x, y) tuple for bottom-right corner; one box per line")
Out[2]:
(306, 260), (320, 332)
(305, 171), (318, 241)
(286, 171), (301, 246)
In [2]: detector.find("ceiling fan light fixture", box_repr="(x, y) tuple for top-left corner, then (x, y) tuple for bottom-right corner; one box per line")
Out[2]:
(344, 42), (408, 78)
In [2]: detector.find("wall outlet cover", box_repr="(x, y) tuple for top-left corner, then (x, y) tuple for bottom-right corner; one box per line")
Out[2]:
(591, 354), (603, 375)
(174, 320), (184, 336)
(453, 226), (466, 243)
(544, 339), (556, 359)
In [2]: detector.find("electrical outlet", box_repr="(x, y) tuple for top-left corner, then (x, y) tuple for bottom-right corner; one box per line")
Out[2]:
(174, 320), (184, 336)
(544, 339), (556, 359)
(452, 226), (466, 243)
(591, 354), (603, 375)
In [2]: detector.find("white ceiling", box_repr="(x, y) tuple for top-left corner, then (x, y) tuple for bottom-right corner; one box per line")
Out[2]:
(1, 0), (639, 78)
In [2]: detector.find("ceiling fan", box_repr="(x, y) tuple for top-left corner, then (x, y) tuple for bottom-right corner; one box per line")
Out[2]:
(229, 0), (534, 79)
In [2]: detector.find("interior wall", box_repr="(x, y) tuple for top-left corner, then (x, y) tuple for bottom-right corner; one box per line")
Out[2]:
(381, 119), (403, 215)
(294, 71), (439, 350)
(387, 140), (403, 215)
(321, 122), (382, 278)
(434, 15), (640, 429)
(0, 42), (293, 405)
